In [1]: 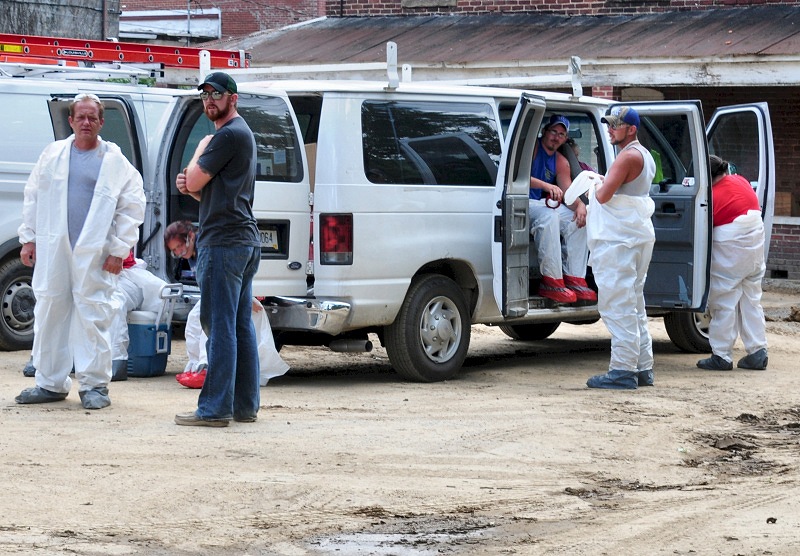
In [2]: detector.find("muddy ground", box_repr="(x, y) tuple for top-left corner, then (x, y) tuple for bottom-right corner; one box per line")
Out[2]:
(1, 280), (799, 555)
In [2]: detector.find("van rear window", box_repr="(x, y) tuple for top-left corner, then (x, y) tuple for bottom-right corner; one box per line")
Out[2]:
(362, 100), (500, 186)
(238, 95), (303, 183)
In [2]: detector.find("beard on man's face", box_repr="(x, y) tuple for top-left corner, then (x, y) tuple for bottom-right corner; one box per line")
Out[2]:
(205, 100), (231, 122)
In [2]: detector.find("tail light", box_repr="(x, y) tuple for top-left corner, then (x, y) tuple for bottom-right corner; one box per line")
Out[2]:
(320, 213), (353, 265)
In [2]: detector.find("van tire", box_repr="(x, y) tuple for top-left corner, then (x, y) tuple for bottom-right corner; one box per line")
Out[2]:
(663, 311), (711, 353)
(498, 322), (560, 341)
(385, 274), (470, 383)
(0, 258), (35, 351)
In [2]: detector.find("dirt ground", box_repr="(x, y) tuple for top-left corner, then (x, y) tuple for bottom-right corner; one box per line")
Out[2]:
(2, 281), (799, 556)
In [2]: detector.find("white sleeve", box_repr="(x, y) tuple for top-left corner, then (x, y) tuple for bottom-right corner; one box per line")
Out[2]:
(106, 152), (146, 258)
(17, 145), (52, 244)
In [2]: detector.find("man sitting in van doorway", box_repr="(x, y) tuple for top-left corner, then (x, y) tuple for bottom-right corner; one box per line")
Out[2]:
(529, 114), (596, 304)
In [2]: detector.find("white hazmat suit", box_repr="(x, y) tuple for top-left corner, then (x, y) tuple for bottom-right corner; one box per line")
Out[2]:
(528, 200), (564, 279)
(555, 202), (589, 278)
(111, 259), (170, 363)
(707, 211), (767, 362)
(184, 299), (290, 386)
(587, 142), (656, 374)
(18, 136), (145, 394)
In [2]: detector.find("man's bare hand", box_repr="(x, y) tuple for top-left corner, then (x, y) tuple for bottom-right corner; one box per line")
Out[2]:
(103, 255), (124, 275)
(547, 183), (563, 202)
(196, 134), (213, 154)
(176, 167), (202, 201)
(572, 202), (587, 228)
(175, 169), (189, 195)
(20, 242), (35, 267)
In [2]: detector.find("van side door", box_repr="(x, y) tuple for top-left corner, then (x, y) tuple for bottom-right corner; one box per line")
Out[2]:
(625, 102), (712, 311)
(706, 103), (775, 258)
(492, 93), (547, 317)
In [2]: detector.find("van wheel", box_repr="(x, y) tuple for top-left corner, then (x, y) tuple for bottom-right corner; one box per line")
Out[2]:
(0, 258), (35, 351)
(498, 322), (560, 341)
(385, 275), (470, 383)
(663, 311), (711, 353)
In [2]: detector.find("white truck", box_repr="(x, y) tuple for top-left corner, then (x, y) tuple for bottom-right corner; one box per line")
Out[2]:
(0, 74), (774, 382)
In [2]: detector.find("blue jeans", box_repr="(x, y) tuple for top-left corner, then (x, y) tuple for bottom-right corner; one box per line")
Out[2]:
(195, 245), (261, 420)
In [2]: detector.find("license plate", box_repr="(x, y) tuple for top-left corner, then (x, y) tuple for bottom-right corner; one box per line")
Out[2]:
(260, 227), (278, 251)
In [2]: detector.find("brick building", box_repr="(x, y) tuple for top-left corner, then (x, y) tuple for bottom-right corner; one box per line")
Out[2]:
(120, 0), (325, 41)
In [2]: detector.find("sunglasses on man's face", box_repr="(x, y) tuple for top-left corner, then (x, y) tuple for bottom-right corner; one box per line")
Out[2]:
(199, 91), (228, 101)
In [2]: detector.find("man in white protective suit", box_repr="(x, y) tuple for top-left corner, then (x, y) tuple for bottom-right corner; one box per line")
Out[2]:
(585, 106), (656, 390)
(16, 93), (145, 409)
(696, 155), (768, 371)
(176, 297), (290, 389)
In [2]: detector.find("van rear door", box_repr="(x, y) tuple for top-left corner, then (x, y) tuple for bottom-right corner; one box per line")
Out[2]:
(162, 91), (311, 297)
(706, 103), (775, 258)
(492, 93), (547, 317)
(632, 101), (774, 313)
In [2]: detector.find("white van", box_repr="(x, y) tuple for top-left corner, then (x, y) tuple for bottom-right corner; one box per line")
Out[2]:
(0, 76), (774, 383)
(0, 76), (197, 351)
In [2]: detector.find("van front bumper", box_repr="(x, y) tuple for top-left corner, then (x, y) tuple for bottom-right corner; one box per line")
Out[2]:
(262, 296), (352, 335)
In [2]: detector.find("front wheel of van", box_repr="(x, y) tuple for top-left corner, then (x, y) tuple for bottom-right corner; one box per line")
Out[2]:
(385, 274), (470, 383)
(498, 322), (560, 341)
(0, 258), (35, 351)
(663, 311), (711, 353)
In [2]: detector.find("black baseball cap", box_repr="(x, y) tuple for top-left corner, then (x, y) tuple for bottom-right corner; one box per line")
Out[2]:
(198, 72), (237, 94)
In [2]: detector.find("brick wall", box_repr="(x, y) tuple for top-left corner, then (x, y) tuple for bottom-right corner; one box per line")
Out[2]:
(767, 220), (800, 280)
(121, 1), (800, 37)
(123, 0), (324, 38)
(324, 0), (800, 16)
(590, 86), (615, 100)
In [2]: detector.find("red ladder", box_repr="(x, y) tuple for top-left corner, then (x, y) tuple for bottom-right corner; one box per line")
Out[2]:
(0, 33), (249, 69)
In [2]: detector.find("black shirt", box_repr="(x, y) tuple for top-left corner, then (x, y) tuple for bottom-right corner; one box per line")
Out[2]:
(196, 116), (259, 248)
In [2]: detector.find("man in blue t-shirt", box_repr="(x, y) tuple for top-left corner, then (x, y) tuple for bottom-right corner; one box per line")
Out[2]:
(529, 114), (595, 304)
(174, 72), (261, 427)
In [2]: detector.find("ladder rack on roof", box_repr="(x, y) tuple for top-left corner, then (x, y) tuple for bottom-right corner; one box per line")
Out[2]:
(0, 33), (249, 84)
(1, 36), (583, 95)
